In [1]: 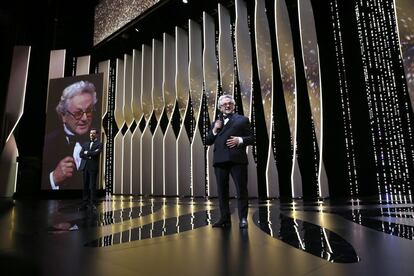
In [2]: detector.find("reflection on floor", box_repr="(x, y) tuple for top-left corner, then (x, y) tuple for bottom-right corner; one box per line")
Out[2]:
(1, 197), (414, 275)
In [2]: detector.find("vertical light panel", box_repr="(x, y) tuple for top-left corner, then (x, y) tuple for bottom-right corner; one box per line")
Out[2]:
(6, 46), (31, 138)
(163, 33), (176, 117)
(275, 0), (303, 197)
(163, 33), (177, 196)
(298, 0), (329, 197)
(123, 54), (133, 195)
(98, 59), (110, 191)
(176, 27), (191, 196)
(131, 49), (142, 195)
(235, 0), (260, 197)
(176, 27), (190, 119)
(203, 12), (218, 197)
(152, 39), (164, 119)
(0, 136), (19, 196)
(123, 54), (134, 123)
(235, 0), (253, 117)
(254, 0), (278, 197)
(0, 46), (31, 196)
(218, 4), (237, 197)
(46, 50), (66, 110)
(203, 13), (219, 121)
(113, 58), (125, 194)
(132, 50), (143, 119)
(99, 60), (110, 117)
(255, 0), (272, 131)
(152, 39), (164, 195)
(141, 44), (153, 195)
(189, 19), (205, 197)
(142, 44), (154, 121)
(76, 55), (91, 75)
(189, 20), (204, 122)
(218, 4), (235, 95)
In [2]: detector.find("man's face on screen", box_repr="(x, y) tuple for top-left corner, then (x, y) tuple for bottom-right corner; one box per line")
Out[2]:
(61, 92), (94, 136)
(89, 129), (97, 140)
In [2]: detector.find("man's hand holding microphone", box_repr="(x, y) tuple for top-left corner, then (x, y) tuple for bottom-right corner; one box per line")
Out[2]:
(212, 113), (223, 135)
(212, 113), (241, 148)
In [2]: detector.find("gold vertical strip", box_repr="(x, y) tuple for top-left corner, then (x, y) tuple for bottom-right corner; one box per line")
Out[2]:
(131, 50), (143, 195)
(163, 33), (178, 196)
(176, 27), (191, 196)
(123, 54), (133, 195)
(275, 0), (303, 197)
(298, 0), (329, 197)
(113, 58), (125, 194)
(141, 44), (153, 195)
(203, 12), (218, 197)
(189, 19), (205, 197)
(254, 0), (279, 197)
(152, 39), (164, 195)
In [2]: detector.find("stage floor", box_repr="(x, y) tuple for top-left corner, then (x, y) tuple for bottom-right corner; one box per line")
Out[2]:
(1, 196), (414, 276)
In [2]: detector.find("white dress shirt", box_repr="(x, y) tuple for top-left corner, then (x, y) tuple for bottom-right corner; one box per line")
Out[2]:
(49, 125), (82, 190)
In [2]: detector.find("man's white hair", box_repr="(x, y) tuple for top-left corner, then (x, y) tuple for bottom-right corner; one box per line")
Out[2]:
(56, 81), (98, 114)
(218, 94), (235, 108)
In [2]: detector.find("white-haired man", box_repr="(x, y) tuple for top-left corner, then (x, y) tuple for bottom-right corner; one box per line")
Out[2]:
(206, 94), (254, 229)
(42, 80), (98, 190)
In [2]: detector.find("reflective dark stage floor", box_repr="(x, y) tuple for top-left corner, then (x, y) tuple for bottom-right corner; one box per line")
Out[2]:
(1, 196), (414, 276)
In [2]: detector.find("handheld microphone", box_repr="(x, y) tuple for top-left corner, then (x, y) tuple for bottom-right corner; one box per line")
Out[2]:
(216, 112), (224, 132)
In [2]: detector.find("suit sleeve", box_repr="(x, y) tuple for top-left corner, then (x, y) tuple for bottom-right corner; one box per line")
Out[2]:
(241, 118), (254, 146)
(88, 142), (103, 157)
(205, 123), (217, 146)
(79, 144), (87, 159)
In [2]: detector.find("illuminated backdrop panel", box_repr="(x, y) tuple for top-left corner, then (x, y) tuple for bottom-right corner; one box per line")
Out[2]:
(94, 0), (159, 45)
(93, 0), (414, 200)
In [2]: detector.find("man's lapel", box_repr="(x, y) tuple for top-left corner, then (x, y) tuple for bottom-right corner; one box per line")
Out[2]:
(90, 140), (100, 150)
(219, 115), (236, 135)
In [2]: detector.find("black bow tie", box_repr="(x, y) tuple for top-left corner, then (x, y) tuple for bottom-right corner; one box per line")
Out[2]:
(223, 113), (233, 119)
(67, 135), (81, 145)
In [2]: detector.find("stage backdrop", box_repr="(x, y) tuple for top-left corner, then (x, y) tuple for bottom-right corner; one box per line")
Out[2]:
(41, 74), (103, 190)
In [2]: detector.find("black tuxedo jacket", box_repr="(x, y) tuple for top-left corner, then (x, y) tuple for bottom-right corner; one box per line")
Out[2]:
(41, 128), (88, 190)
(79, 140), (103, 172)
(205, 113), (254, 165)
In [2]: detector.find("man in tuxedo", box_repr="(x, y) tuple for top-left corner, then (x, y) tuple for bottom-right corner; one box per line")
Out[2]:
(79, 128), (102, 209)
(206, 94), (254, 229)
(41, 81), (98, 190)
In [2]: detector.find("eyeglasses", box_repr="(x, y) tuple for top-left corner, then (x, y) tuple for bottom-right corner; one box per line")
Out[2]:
(66, 108), (94, 120)
(220, 102), (234, 107)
